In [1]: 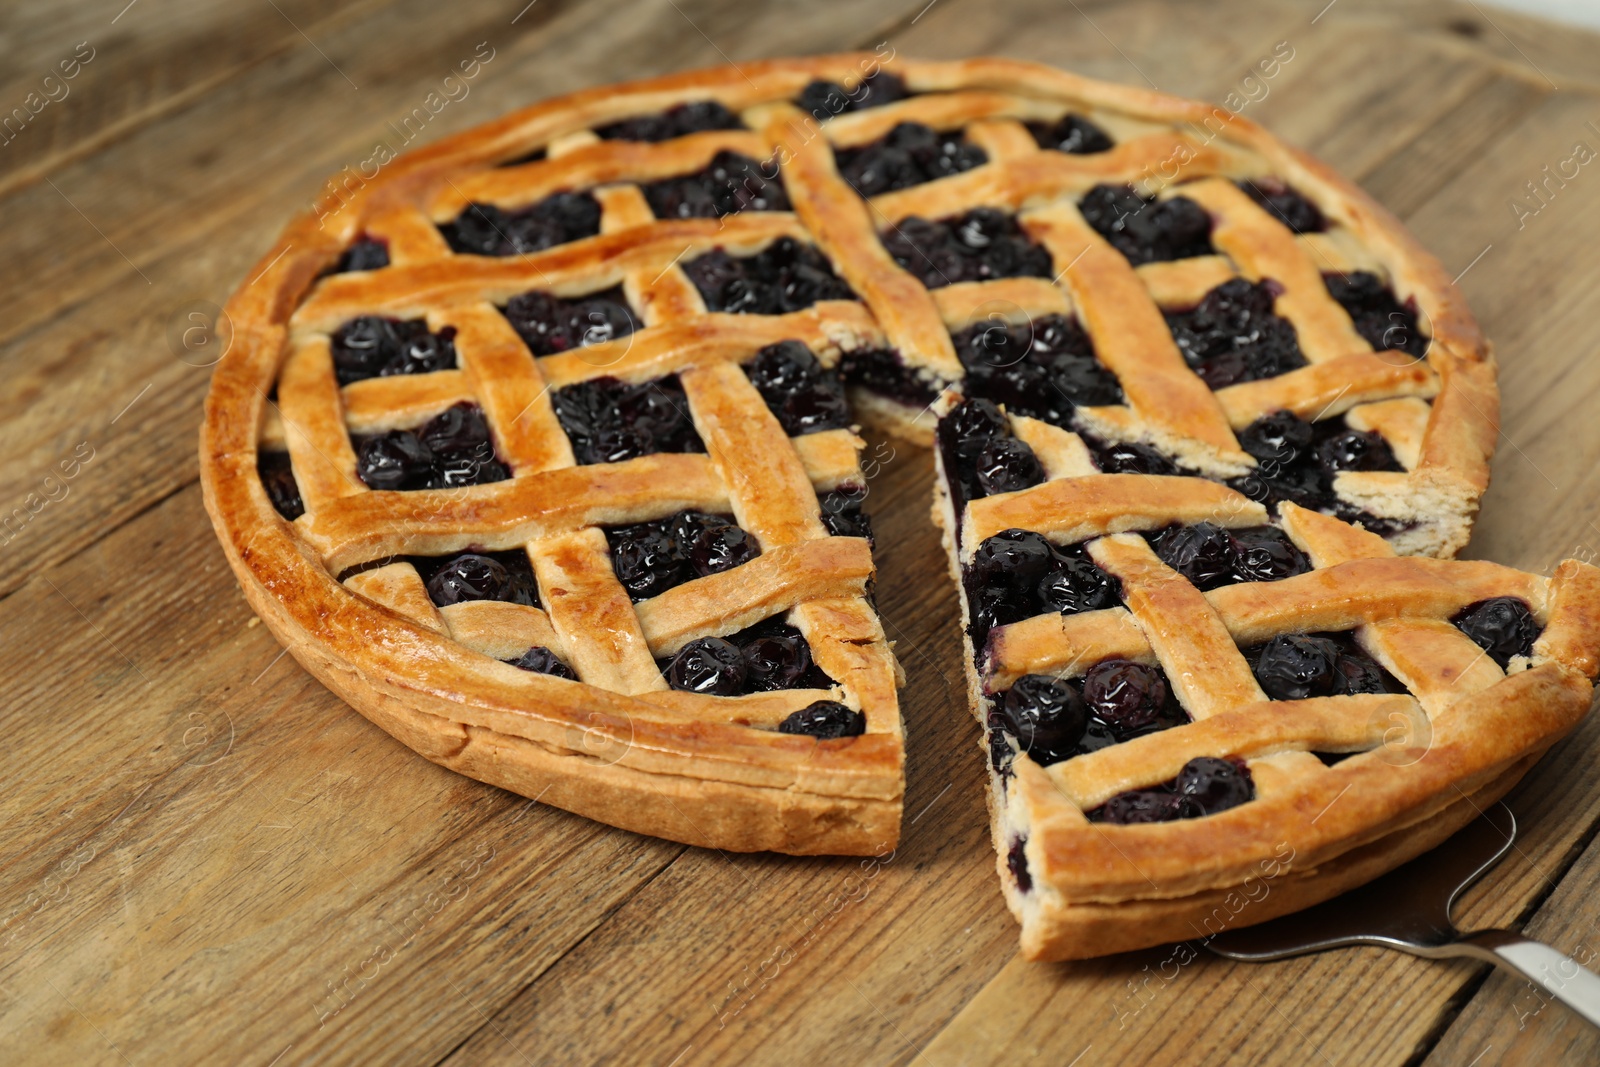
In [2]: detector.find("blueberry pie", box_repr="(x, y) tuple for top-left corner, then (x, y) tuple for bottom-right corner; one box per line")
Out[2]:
(204, 53), (1599, 936)
(933, 388), (1600, 958)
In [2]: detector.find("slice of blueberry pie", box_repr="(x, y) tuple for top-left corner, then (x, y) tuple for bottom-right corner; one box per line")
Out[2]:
(932, 389), (1600, 958)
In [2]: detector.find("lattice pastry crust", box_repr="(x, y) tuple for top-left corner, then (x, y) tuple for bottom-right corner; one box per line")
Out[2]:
(930, 393), (1600, 959)
(206, 54), (1501, 859)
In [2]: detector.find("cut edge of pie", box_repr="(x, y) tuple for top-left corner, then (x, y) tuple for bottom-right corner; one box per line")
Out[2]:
(929, 388), (1600, 959)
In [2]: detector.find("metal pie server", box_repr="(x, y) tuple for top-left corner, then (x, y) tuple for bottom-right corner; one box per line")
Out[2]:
(1207, 803), (1600, 1029)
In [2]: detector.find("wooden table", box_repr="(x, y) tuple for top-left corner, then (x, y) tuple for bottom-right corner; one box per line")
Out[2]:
(5, 0), (1600, 1062)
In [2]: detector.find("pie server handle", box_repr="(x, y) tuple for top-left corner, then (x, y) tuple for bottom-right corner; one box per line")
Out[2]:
(1414, 928), (1600, 1030)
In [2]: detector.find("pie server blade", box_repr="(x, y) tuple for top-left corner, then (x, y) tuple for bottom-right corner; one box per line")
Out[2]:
(1206, 803), (1600, 1029)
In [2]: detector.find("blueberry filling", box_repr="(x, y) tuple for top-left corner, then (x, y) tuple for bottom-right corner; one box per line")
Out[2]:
(353, 402), (510, 491)
(796, 70), (909, 121)
(1324, 271), (1429, 358)
(258, 451), (304, 520)
(329, 236), (390, 274)
(552, 374), (703, 465)
(991, 659), (1189, 769)
(684, 237), (855, 314)
(962, 527), (1120, 644)
(833, 122), (987, 196)
(661, 616), (834, 697)
(1082, 435), (1181, 476)
(951, 313), (1121, 429)
(779, 700), (866, 739)
(501, 286), (637, 357)
(1151, 522), (1310, 590)
(412, 549), (540, 608)
(742, 341), (851, 435)
(505, 645), (579, 681)
(641, 151), (790, 218)
(882, 208), (1054, 288)
(818, 486), (874, 545)
(1079, 183), (1215, 266)
(595, 100), (744, 142)
(1243, 631), (1402, 701)
(1237, 178), (1325, 234)
(1226, 410), (1407, 529)
(836, 348), (940, 406)
(1007, 836), (1033, 893)
(1088, 757), (1254, 824)
(1025, 113), (1114, 155)
(1452, 597), (1540, 668)
(441, 194), (602, 257)
(936, 397), (1024, 514)
(330, 317), (458, 386)
(605, 510), (759, 601)
(1165, 278), (1308, 389)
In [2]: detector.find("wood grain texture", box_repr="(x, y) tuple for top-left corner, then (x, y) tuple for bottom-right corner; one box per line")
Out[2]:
(3, 0), (1600, 1064)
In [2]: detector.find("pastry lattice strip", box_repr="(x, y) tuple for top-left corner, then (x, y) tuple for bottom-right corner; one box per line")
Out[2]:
(268, 143), (906, 736)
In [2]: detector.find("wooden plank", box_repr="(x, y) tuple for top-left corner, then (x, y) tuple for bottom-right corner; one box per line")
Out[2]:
(0, 0), (393, 198)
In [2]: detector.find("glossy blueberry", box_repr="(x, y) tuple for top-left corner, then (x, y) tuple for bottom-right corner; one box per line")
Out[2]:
(1094, 791), (1198, 824)
(1325, 271), (1429, 357)
(946, 396), (1009, 442)
(974, 436), (1044, 496)
(1231, 527), (1311, 584)
(969, 529), (1057, 591)
(1154, 522), (1238, 591)
(1238, 178), (1324, 234)
(687, 522), (760, 577)
(1079, 184), (1214, 265)
(1316, 430), (1398, 473)
(1092, 440), (1178, 475)
(442, 194), (602, 256)
(684, 239), (854, 314)
(881, 208), (1053, 288)
(506, 646), (579, 681)
(835, 122), (986, 196)
(999, 674), (1089, 764)
(1166, 279), (1307, 388)
(1238, 410), (1315, 469)
(596, 100), (743, 142)
(502, 287), (637, 356)
(356, 430), (435, 490)
(1081, 659), (1170, 735)
(666, 636), (747, 695)
(795, 71), (908, 121)
(258, 451), (304, 520)
(951, 314), (1119, 428)
(332, 237), (389, 273)
(778, 699), (866, 739)
(424, 554), (515, 606)
(1452, 597), (1541, 668)
(742, 634), (813, 692)
(1036, 555), (1120, 616)
(331, 317), (457, 385)
(742, 341), (851, 435)
(608, 522), (685, 600)
(552, 374), (702, 465)
(1176, 757), (1254, 815)
(836, 347), (940, 407)
(1252, 633), (1341, 700)
(1333, 650), (1395, 695)
(642, 151), (789, 218)
(818, 488), (874, 545)
(1026, 113), (1113, 154)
